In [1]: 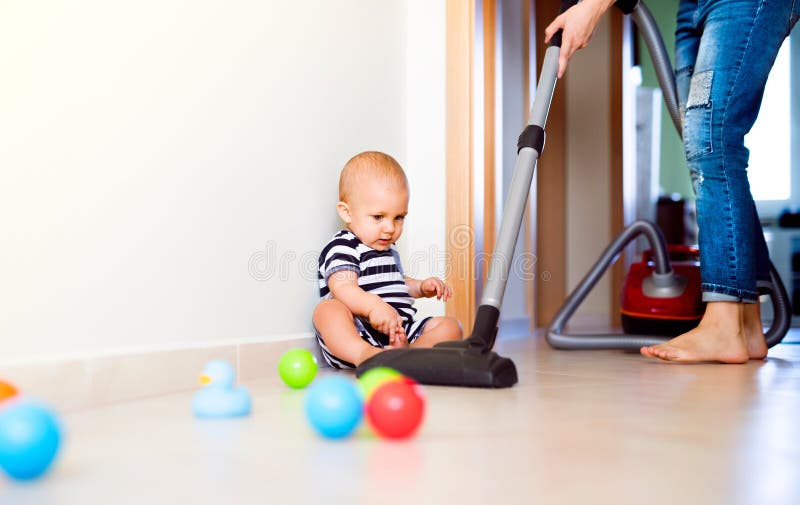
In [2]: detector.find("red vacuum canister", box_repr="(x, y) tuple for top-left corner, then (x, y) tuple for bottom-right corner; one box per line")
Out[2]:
(620, 245), (704, 336)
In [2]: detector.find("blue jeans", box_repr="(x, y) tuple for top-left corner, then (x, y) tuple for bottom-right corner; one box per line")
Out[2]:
(675, 0), (800, 303)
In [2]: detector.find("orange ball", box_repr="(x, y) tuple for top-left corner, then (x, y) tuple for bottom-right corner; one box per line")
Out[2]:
(0, 381), (18, 404)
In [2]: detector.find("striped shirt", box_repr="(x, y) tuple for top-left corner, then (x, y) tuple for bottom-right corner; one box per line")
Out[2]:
(318, 230), (417, 329)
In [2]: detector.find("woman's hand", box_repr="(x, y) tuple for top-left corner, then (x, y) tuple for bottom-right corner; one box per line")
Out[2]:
(544, 0), (613, 78)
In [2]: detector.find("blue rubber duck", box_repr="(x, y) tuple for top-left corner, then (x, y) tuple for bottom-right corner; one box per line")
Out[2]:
(192, 360), (251, 418)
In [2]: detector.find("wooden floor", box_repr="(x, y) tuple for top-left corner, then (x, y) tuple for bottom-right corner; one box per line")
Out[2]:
(2, 329), (799, 505)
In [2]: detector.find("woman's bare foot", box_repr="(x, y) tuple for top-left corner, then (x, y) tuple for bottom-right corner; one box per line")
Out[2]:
(742, 302), (767, 360)
(640, 302), (752, 363)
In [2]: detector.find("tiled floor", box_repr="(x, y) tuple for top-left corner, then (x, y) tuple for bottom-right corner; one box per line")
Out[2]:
(2, 329), (799, 505)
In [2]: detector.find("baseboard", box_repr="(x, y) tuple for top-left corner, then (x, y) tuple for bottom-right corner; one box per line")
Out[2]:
(0, 334), (325, 413)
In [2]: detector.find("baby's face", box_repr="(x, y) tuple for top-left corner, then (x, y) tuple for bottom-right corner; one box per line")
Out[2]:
(340, 178), (408, 251)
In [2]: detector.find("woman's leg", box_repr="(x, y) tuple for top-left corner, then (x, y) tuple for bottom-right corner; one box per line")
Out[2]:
(642, 0), (796, 362)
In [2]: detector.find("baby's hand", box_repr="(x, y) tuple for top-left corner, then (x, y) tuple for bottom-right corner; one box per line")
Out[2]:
(368, 301), (406, 343)
(419, 277), (453, 301)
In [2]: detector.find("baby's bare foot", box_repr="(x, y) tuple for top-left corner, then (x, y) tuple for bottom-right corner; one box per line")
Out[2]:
(387, 328), (409, 349)
(356, 346), (384, 366)
(386, 336), (409, 350)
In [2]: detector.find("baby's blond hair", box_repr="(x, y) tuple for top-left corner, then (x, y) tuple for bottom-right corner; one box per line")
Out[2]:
(338, 151), (409, 203)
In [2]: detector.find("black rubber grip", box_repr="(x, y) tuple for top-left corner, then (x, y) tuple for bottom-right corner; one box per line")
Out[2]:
(517, 125), (545, 155)
(614, 0), (639, 14)
(549, 30), (563, 48)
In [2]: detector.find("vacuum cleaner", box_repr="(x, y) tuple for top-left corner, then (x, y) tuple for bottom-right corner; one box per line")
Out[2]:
(356, 0), (791, 387)
(620, 242), (703, 336)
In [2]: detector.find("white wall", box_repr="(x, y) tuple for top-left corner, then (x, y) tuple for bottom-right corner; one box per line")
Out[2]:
(0, 0), (447, 362)
(400, 1), (448, 317)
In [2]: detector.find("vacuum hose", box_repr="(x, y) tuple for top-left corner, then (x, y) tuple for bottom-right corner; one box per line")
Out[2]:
(763, 264), (792, 347)
(631, 3), (682, 135)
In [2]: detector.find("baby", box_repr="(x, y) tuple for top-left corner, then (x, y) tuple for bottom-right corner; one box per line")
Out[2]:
(313, 151), (463, 368)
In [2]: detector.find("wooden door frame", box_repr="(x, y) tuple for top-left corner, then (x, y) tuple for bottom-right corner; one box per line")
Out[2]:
(445, 0), (476, 332)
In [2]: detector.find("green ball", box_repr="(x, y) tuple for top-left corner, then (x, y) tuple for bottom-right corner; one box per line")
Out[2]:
(278, 349), (318, 389)
(358, 367), (403, 399)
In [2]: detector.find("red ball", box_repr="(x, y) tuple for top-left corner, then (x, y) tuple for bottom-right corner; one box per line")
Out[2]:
(365, 379), (425, 439)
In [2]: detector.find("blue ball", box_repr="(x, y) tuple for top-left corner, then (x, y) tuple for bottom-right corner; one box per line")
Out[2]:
(304, 376), (363, 439)
(0, 400), (62, 481)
